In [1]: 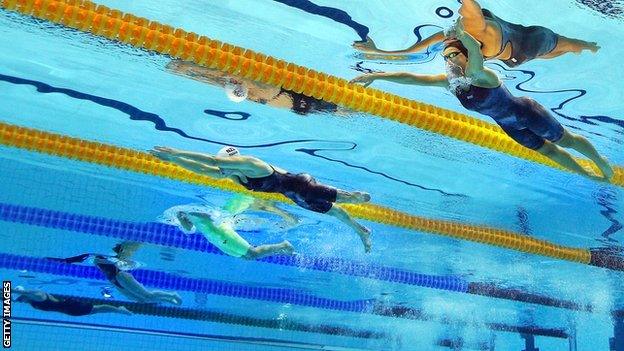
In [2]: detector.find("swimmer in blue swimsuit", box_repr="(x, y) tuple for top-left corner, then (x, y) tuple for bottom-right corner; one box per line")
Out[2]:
(353, 0), (599, 67)
(150, 146), (373, 252)
(49, 242), (183, 305)
(13, 286), (132, 316)
(350, 21), (613, 181)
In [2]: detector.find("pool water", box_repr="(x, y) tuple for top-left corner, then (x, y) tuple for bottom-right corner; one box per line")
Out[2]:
(1, 0), (623, 350)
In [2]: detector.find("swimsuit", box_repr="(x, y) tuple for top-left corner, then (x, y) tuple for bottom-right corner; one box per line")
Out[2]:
(482, 9), (559, 67)
(188, 214), (251, 258)
(276, 88), (338, 115)
(455, 83), (564, 149)
(95, 256), (123, 289)
(30, 295), (94, 316)
(240, 167), (338, 213)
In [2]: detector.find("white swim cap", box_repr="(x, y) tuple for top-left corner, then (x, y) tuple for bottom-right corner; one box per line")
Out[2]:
(224, 79), (248, 103)
(217, 146), (240, 157)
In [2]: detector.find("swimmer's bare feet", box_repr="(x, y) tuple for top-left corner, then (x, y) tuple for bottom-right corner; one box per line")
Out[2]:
(357, 226), (372, 253)
(169, 293), (182, 306)
(337, 190), (371, 204)
(596, 156), (614, 181)
(118, 306), (133, 315)
(278, 240), (295, 255)
(587, 42), (600, 53)
(353, 191), (371, 203)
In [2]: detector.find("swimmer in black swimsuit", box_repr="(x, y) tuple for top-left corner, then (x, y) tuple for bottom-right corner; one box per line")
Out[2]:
(353, 0), (599, 67)
(150, 146), (373, 252)
(49, 242), (182, 305)
(350, 21), (613, 181)
(13, 286), (132, 316)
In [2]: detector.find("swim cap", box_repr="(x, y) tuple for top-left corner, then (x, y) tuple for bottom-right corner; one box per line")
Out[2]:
(224, 79), (248, 103)
(217, 146), (240, 157)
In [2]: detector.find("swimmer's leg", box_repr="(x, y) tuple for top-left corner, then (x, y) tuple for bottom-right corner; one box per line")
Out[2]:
(91, 304), (133, 315)
(326, 205), (372, 253)
(244, 241), (295, 260)
(554, 129), (613, 179)
(250, 200), (299, 226)
(335, 190), (371, 204)
(536, 141), (603, 180)
(115, 271), (182, 305)
(540, 35), (599, 58)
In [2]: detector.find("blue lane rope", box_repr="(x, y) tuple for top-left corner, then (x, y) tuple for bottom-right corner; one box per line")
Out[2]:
(0, 202), (468, 292)
(0, 253), (375, 312)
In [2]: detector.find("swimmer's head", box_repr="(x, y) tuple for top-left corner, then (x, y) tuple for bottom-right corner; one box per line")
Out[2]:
(217, 146), (240, 158)
(443, 38), (468, 71)
(224, 78), (248, 103)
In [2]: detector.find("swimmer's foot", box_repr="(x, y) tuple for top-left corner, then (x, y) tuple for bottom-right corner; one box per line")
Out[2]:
(596, 156), (614, 181)
(168, 293), (183, 306)
(357, 226), (372, 253)
(337, 191), (371, 204)
(586, 42), (600, 53)
(278, 240), (295, 255)
(353, 191), (371, 203)
(118, 306), (133, 315)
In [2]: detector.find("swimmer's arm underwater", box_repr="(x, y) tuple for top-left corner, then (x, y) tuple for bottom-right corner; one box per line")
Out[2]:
(453, 21), (498, 84)
(350, 72), (449, 88)
(151, 147), (260, 175)
(353, 31), (445, 55)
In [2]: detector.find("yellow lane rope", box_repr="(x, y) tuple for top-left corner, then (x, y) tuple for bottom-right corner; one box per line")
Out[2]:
(1, 0), (622, 186)
(0, 121), (592, 263)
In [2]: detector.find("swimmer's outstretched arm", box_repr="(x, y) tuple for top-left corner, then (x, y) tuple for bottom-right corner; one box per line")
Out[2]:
(353, 31), (445, 55)
(163, 156), (226, 179)
(152, 147), (268, 176)
(350, 72), (449, 88)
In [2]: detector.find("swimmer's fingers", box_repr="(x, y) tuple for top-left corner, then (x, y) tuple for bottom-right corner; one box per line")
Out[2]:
(153, 146), (176, 153)
(349, 75), (375, 87)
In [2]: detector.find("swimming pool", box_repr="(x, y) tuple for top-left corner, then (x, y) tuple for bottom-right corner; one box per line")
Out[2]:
(1, 0), (623, 350)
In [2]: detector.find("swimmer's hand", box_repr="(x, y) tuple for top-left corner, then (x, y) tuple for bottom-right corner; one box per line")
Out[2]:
(349, 73), (383, 87)
(352, 36), (379, 53)
(150, 146), (179, 161)
(449, 19), (469, 40)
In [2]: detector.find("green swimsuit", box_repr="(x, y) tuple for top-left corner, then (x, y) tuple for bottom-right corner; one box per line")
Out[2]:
(188, 214), (251, 257)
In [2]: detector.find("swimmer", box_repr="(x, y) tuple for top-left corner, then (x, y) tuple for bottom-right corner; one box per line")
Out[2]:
(353, 0), (599, 67)
(13, 286), (132, 316)
(350, 21), (613, 181)
(48, 242), (183, 305)
(175, 210), (295, 259)
(150, 146), (373, 252)
(167, 60), (344, 115)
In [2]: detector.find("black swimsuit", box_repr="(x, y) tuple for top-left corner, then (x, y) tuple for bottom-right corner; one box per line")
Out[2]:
(95, 256), (123, 288)
(29, 295), (94, 316)
(240, 167), (338, 213)
(276, 88), (338, 115)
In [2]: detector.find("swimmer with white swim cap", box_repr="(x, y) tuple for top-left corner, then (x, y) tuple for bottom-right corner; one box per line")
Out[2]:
(151, 145), (372, 252)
